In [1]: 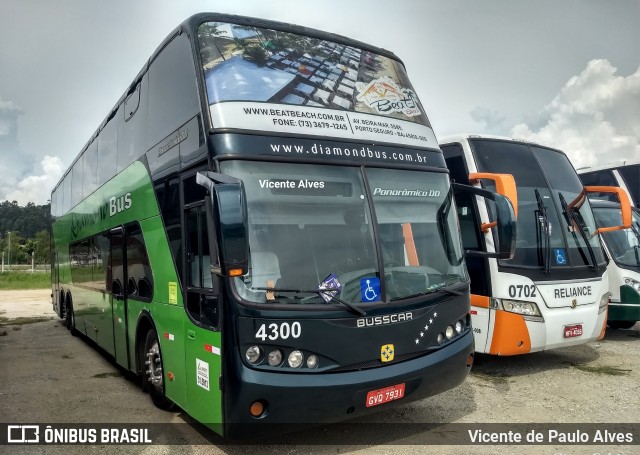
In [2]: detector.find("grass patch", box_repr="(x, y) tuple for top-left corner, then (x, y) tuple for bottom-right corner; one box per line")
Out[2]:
(12, 326), (21, 331)
(92, 372), (122, 379)
(0, 316), (52, 326)
(570, 363), (631, 376)
(0, 271), (50, 290)
(0, 331), (7, 336)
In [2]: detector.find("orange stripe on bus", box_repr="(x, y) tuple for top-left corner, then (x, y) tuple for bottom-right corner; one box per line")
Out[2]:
(598, 308), (608, 341)
(402, 223), (419, 266)
(489, 311), (531, 355)
(470, 294), (490, 308)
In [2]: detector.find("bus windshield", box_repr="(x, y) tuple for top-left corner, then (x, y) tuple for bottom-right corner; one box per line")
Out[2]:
(594, 206), (640, 268)
(471, 139), (605, 269)
(221, 160), (467, 306)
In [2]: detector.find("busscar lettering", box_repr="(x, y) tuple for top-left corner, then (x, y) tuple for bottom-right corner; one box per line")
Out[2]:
(553, 286), (592, 299)
(356, 312), (413, 328)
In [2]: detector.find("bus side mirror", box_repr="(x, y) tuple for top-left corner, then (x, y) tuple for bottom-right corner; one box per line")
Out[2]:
(582, 186), (632, 233)
(453, 183), (517, 259)
(197, 172), (249, 277)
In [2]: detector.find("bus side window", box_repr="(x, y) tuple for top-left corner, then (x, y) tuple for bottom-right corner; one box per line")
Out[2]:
(125, 224), (153, 301)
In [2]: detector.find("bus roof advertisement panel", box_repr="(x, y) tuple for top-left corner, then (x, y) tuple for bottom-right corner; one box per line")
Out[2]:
(197, 22), (438, 149)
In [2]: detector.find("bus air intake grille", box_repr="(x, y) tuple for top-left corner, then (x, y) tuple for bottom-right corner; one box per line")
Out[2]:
(328, 351), (427, 373)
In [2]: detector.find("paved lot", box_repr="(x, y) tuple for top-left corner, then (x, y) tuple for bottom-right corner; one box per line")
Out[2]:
(0, 290), (638, 454)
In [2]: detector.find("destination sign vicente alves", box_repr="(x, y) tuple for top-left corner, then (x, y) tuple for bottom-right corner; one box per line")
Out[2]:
(210, 102), (438, 149)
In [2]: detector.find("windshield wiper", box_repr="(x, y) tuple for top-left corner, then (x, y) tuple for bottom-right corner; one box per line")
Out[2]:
(535, 189), (552, 274)
(390, 282), (466, 301)
(252, 287), (366, 316)
(559, 192), (599, 271)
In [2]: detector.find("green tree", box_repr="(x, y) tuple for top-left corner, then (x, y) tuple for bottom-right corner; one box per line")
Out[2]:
(33, 230), (51, 265)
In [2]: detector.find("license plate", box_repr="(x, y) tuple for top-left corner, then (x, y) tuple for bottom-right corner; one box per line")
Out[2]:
(366, 383), (405, 408)
(564, 324), (583, 338)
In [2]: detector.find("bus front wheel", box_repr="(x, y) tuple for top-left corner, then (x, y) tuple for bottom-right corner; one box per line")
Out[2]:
(142, 329), (174, 410)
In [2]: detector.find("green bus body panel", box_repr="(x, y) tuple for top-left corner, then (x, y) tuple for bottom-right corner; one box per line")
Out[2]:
(51, 160), (223, 424)
(185, 325), (223, 431)
(609, 285), (640, 321)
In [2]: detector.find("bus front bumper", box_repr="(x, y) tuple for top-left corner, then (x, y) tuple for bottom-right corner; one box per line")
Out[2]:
(223, 330), (473, 438)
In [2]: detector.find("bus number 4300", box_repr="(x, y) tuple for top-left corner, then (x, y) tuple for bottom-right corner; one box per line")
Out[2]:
(255, 322), (302, 341)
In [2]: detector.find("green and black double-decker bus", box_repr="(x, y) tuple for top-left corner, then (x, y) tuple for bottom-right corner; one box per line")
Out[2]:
(50, 13), (516, 438)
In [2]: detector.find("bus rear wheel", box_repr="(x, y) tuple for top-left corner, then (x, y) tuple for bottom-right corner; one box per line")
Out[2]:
(607, 320), (637, 330)
(65, 297), (77, 336)
(142, 329), (174, 410)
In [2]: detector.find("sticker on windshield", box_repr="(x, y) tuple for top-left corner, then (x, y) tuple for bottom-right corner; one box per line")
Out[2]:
(360, 277), (381, 302)
(553, 248), (567, 265)
(319, 273), (342, 303)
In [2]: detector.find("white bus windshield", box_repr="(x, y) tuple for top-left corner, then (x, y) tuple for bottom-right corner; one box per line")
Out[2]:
(470, 139), (605, 269)
(221, 161), (467, 306)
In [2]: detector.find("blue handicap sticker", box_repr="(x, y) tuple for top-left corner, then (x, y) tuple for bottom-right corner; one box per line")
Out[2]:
(360, 277), (381, 302)
(553, 248), (567, 265)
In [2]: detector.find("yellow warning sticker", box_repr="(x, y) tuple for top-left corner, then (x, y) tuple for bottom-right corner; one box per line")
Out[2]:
(168, 282), (178, 304)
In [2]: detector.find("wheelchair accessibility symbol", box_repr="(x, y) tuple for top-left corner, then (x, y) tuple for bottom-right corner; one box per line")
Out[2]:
(553, 248), (567, 265)
(360, 277), (381, 302)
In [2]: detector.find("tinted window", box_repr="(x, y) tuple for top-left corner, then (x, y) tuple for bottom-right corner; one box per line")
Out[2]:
(62, 174), (72, 214)
(97, 116), (118, 187)
(70, 239), (91, 284)
(147, 35), (199, 148)
(82, 140), (98, 198)
(579, 170), (620, 203)
(71, 159), (83, 208)
(618, 164), (640, 207)
(471, 139), (604, 268)
(118, 77), (148, 172)
(126, 224), (153, 300)
(441, 143), (470, 184)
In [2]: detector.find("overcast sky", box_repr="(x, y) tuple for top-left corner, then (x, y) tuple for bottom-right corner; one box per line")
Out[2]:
(0, 0), (638, 205)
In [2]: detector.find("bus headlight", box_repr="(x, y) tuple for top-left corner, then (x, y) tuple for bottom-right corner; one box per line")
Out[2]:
(245, 346), (262, 364)
(445, 325), (455, 340)
(268, 349), (283, 366)
(288, 350), (304, 368)
(455, 320), (463, 334)
(624, 277), (640, 292)
(501, 299), (542, 317)
(599, 293), (610, 314)
(306, 355), (319, 369)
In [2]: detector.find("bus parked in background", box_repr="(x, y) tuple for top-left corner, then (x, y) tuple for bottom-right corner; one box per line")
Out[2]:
(440, 135), (630, 355)
(591, 200), (640, 330)
(50, 14), (515, 437)
(578, 160), (639, 209)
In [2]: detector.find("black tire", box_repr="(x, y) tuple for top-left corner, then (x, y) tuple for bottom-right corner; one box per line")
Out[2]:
(607, 320), (637, 330)
(65, 297), (77, 336)
(142, 329), (174, 410)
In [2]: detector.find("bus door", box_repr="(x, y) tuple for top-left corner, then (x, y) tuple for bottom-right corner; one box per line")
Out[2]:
(183, 202), (223, 430)
(109, 227), (130, 369)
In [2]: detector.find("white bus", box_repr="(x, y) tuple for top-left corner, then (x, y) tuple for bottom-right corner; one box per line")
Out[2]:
(440, 135), (630, 355)
(591, 200), (640, 329)
(578, 160), (639, 209)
